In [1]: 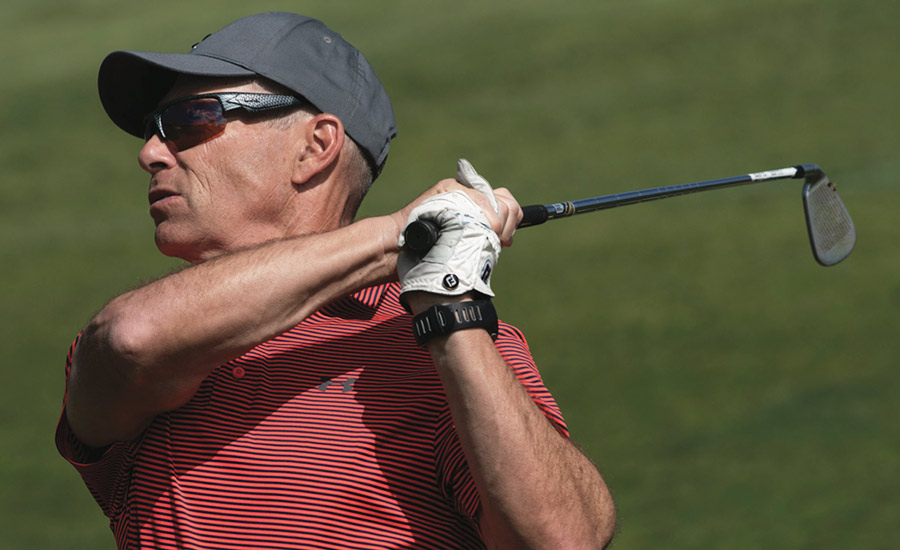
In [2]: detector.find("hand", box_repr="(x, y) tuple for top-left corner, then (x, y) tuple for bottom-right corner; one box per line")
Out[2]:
(397, 160), (521, 312)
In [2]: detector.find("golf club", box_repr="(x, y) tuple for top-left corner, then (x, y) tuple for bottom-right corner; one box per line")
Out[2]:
(402, 163), (856, 266)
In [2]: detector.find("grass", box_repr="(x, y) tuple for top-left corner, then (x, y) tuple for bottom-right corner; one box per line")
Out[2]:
(2, 0), (897, 547)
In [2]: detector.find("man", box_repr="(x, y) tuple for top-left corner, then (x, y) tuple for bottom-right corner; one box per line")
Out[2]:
(57, 12), (615, 549)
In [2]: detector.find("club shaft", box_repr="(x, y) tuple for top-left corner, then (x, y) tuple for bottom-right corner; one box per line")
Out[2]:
(523, 166), (804, 226)
(403, 165), (817, 254)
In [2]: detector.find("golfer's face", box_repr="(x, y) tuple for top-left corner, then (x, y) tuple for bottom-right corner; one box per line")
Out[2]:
(138, 78), (302, 263)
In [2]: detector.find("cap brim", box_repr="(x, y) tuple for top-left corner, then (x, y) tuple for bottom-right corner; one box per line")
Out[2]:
(99, 50), (256, 137)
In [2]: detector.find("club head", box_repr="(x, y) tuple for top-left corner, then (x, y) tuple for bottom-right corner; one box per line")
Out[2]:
(801, 168), (856, 266)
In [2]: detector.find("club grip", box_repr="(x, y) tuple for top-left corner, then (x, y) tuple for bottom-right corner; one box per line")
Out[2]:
(520, 204), (550, 227)
(402, 204), (548, 255)
(402, 219), (441, 255)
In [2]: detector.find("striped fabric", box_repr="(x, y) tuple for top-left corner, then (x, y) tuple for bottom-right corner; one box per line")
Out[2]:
(57, 283), (568, 549)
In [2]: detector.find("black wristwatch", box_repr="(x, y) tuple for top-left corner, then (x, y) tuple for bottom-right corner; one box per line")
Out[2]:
(412, 300), (499, 346)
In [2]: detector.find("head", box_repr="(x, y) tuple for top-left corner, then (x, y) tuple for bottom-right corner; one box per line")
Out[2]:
(98, 12), (397, 262)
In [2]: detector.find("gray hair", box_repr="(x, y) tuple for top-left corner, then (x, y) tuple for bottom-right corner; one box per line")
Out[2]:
(257, 78), (375, 220)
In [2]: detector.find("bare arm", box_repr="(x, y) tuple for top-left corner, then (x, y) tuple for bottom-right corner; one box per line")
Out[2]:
(67, 213), (406, 448)
(408, 296), (616, 549)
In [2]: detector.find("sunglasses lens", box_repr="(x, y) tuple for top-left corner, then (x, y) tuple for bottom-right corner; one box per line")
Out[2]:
(158, 98), (227, 150)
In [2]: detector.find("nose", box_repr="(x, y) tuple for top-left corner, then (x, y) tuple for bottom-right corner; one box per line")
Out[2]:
(138, 134), (176, 174)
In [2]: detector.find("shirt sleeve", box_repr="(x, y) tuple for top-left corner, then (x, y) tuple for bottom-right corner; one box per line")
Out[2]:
(433, 322), (569, 522)
(54, 335), (142, 521)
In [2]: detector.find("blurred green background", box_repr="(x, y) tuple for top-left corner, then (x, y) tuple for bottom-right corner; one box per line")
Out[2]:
(2, 0), (897, 548)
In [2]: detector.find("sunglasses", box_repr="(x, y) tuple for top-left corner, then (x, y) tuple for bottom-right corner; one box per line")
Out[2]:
(143, 92), (308, 151)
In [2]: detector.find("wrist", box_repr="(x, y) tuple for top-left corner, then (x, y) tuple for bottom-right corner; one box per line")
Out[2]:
(378, 212), (405, 254)
(404, 291), (476, 316)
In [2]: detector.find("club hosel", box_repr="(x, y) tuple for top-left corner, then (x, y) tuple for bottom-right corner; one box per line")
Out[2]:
(795, 163), (824, 181)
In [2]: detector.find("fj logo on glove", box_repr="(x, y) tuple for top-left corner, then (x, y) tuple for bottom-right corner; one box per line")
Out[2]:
(442, 274), (460, 290)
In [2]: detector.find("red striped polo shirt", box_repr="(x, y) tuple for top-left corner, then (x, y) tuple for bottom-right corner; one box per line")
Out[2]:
(56, 282), (568, 549)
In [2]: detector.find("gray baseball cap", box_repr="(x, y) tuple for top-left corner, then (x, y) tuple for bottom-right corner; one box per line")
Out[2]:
(98, 12), (397, 177)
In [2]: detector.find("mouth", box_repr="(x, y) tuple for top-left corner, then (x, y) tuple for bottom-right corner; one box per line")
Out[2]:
(148, 188), (180, 206)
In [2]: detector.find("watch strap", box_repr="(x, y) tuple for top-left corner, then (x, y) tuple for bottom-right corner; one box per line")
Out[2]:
(412, 300), (499, 345)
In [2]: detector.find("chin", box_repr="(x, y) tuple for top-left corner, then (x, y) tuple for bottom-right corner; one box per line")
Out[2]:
(154, 231), (204, 264)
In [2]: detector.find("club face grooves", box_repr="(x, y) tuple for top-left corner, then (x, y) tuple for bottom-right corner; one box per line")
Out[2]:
(802, 174), (856, 266)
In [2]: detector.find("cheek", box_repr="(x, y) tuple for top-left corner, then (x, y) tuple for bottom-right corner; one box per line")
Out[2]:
(218, 130), (293, 180)
(208, 145), (293, 214)
(183, 127), (296, 216)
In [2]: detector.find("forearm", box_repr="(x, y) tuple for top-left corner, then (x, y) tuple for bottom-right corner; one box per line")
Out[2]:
(93, 217), (396, 368)
(68, 215), (401, 444)
(428, 329), (615, 549)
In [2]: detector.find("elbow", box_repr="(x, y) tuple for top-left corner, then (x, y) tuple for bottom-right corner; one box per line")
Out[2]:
(503, 492), (617, 550)
(558, 509), (617, 550)
(566, 503), (617, 550)
(592, 478), (617, 549)
(78, 298), (204, 414)
(78, 300), (161, 389)
(563, 481), (617, 549)
(597, 503), (617, 549)
(534, 513), (617, 550)
(66, 304), (165, 447)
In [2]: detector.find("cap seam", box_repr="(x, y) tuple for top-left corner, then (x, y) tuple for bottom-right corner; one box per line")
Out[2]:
(344, 50), (365, 130)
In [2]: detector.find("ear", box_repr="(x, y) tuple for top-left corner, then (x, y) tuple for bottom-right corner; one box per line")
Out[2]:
(292, 113), (345, 186)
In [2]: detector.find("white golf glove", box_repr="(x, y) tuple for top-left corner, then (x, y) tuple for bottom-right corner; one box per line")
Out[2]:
(398, 159), (501, 309)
